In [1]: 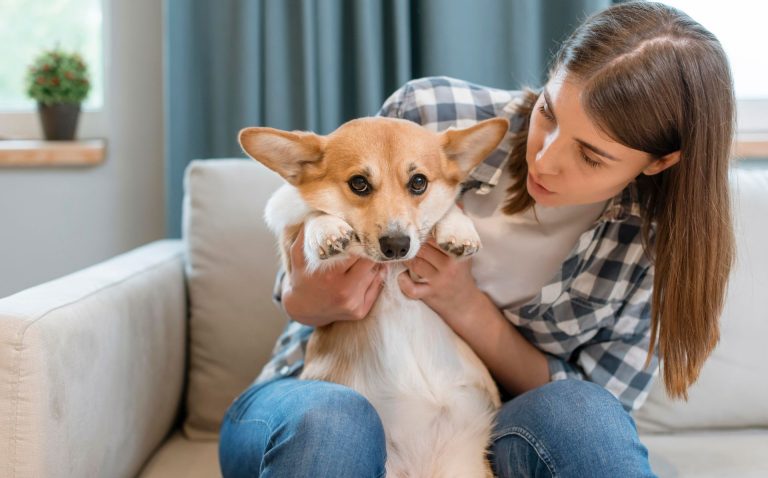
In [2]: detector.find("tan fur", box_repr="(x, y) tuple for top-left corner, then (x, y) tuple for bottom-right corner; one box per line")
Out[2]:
(279, 223), (303, 276)
(304, 316), (383, 385)
(241, 116), (509, 477)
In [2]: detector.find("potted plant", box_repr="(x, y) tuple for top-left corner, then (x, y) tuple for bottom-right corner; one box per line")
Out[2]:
(25, 48), (91, 141)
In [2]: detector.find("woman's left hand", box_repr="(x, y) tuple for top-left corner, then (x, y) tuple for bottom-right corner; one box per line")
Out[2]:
(397, 237), (481, 329)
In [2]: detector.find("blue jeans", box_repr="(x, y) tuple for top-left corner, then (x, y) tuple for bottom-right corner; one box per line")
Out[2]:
(218, 378), (657, 477)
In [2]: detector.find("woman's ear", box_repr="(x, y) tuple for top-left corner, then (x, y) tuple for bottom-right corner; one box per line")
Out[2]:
(643, 150), (681, 176)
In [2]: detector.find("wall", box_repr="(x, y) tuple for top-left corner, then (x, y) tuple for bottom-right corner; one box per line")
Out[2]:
(0, 0), (164, 298)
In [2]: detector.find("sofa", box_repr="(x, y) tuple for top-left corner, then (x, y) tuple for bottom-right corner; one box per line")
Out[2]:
(1, 158), (767, 478)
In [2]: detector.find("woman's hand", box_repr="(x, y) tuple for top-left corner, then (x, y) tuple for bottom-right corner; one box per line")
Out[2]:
(282, 226), (387, 327)
(400, 238), (553, 395)
(397, 237), (483, 330)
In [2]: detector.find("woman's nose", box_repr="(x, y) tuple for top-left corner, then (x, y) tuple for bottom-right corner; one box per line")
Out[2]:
(535, 132), (562, 176)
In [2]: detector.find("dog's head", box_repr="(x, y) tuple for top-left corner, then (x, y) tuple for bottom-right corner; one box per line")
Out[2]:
(239, 116), (508, 262)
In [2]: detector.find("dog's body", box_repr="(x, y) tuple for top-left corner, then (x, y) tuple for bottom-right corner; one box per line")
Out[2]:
(240, 116), (509, 477)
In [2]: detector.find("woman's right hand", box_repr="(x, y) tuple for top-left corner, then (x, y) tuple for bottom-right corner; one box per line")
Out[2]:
(282, 226), (387, 327)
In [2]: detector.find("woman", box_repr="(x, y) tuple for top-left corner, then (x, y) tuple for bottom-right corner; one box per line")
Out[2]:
(219, 2), (735, 477)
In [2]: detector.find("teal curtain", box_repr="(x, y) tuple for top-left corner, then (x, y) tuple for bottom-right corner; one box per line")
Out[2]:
(164, 0), (610, 237)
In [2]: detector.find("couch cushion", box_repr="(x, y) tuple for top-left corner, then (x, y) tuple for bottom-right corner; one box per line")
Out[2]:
(138, 430), (221, 478)
(634, 163), (768, 432)
(182, 159), (287, 439)
(641, 429), (768, 478)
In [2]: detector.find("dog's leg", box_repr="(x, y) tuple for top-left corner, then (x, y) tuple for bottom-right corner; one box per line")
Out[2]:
(264, 184), (358, 273)
(303, 214), (357, 272)
(434, 203), (482, 257)
(264, 184), (312, 236)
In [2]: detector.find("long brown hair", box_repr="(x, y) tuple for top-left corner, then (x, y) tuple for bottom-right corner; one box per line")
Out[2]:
(503, 1), (736, 400)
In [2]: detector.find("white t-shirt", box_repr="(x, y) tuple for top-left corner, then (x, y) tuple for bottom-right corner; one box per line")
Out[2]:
(462, 173), (608, 310)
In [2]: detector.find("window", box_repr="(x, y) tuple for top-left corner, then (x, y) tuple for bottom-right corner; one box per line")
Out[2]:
(659, 0), (768, 133)
(0, 0), (104, 112)
(0, 0), (104, 139)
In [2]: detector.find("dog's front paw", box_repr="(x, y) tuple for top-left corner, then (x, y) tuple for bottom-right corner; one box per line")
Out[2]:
(434, 205), (481, 258)
(438, 235), (481, 257)
(316, 229), (356, 259)
(304, 215), (357, 264)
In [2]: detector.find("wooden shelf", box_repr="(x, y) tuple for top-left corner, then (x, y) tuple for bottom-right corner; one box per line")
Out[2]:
(735, 133), (768, 159)
(0, 139), (106, 167)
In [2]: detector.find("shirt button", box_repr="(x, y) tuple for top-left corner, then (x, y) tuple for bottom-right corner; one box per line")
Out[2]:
(279, 365), (291, 375)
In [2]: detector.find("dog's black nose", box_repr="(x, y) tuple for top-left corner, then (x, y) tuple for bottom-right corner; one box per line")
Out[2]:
(379, 235), (410, 260)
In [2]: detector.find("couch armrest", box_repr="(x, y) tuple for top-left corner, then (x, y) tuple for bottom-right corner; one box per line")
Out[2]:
(0, 240), (187, 478)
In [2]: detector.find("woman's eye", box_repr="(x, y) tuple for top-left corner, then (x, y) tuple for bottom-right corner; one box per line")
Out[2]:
(538, 102), (554, 122)
(408, 174), (428, 195)
(579, 150), (603, 169)
(348, 175), (372, 196)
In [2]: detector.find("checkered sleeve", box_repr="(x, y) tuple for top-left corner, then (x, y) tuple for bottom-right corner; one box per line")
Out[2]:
(543, 263), (659, 412)
(377, 80), (422, 122)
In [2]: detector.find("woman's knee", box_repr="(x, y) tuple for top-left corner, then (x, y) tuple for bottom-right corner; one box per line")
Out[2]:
(498, 379), (631, 434)
(219, 379), (387, 477)
(282, 380), (387, 450)
(490, 380), (654, 477)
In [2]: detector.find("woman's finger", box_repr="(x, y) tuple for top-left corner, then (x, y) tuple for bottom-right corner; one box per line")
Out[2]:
(416, 241), (451, 269)
(397, 270), (431, 300)
(405, 256), (439, 280)
(289, 224), (306, 268)
(345, 256), (381, 283)
(359, 268), (387, 317)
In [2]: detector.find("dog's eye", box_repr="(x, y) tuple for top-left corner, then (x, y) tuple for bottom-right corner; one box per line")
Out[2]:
(408, 174), (428, 195)
(348, 175), (372, 196)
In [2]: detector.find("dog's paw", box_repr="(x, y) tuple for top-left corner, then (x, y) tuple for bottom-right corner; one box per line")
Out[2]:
(434, 206), (481, 258)
(437, 235), (481, 257)
(304, 215), (357, 263)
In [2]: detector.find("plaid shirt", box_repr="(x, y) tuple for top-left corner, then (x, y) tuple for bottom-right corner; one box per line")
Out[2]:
(255, 76), (659, 413)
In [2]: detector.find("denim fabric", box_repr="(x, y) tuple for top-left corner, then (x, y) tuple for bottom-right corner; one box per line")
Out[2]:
(218, 377), (387, 478)
(489, 379), (657, 478)
(219, 378), (656, 477)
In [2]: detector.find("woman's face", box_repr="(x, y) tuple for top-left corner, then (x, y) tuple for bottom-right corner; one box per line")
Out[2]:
(525, 68), (678, 207)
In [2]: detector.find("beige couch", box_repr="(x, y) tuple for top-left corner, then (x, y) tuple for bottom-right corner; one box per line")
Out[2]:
(2, 159), (767, 477)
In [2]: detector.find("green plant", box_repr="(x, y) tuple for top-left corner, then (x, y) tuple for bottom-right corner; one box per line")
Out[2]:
(25, 48), (91, 105)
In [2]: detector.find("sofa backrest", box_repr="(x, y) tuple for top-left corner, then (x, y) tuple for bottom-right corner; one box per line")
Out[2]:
(182, 159), (286, 440)
(634, 160), (768, 432)
(181, 157), (768, 439)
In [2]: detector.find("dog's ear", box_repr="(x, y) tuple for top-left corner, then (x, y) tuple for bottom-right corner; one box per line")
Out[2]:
(239, 127), (326, 185)
(441, 118), (509, 176)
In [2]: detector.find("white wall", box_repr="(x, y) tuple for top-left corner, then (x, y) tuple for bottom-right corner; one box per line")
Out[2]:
(0, 0), (164, 298)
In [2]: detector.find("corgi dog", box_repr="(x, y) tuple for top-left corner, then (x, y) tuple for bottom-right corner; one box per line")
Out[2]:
(239, 116), (508, 478)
